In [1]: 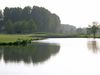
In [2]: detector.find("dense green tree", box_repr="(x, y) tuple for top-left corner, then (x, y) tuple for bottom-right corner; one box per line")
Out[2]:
(76, 28), (86, 35)
(86, 27), (91, 36)
(20, 20), (37, 33)
(3, 6), (61, 34)
(5, 20), (37, 34)
(31, 6), (60, 32)
(4, 8), (9, 21)
(31, 6), (49, 32)
(48, 14), (60, 32)
(87, 22), (100, 38)
(5, 20), (14, 33)
(22, 6), (31, 20)
(0, 10), (3, 19)
(9, 8), (22, 22)
(0, 10), (3, 32)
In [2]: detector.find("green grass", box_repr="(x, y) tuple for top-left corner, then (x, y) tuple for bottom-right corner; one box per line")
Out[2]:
(0, 34), (33, 43)
(1, 33), (99, 43)
(0, 33), (62, 43)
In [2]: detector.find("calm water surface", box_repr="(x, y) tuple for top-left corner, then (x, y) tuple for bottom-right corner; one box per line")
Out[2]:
(0, 38), (100, 75)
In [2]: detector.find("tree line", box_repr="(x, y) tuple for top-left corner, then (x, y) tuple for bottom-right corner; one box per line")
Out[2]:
(0, 6), (61, 34)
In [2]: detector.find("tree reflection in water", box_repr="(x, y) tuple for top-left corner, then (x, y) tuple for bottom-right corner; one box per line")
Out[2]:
(87, 39), (100, 53)
(0, 42), (60, 64)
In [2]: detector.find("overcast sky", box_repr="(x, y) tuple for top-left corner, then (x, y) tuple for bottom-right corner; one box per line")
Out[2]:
(0, 0), (100, 27)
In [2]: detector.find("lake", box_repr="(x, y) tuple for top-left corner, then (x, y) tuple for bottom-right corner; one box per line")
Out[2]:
(0, 38), (100, 75)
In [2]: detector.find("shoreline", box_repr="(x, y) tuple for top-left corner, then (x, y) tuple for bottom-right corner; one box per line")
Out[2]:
(0, 34), (99, 46)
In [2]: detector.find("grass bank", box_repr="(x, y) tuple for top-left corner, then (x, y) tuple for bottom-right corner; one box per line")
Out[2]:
(31, 33), (100, 38)
(0, 34), (33, 43)
(0, 34), (43, 45)
(0, 33), (99, 45)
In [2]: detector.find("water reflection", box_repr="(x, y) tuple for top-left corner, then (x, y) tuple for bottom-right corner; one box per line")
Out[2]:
(87, 39), (100, 53)
(0, 43), (60, 64)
